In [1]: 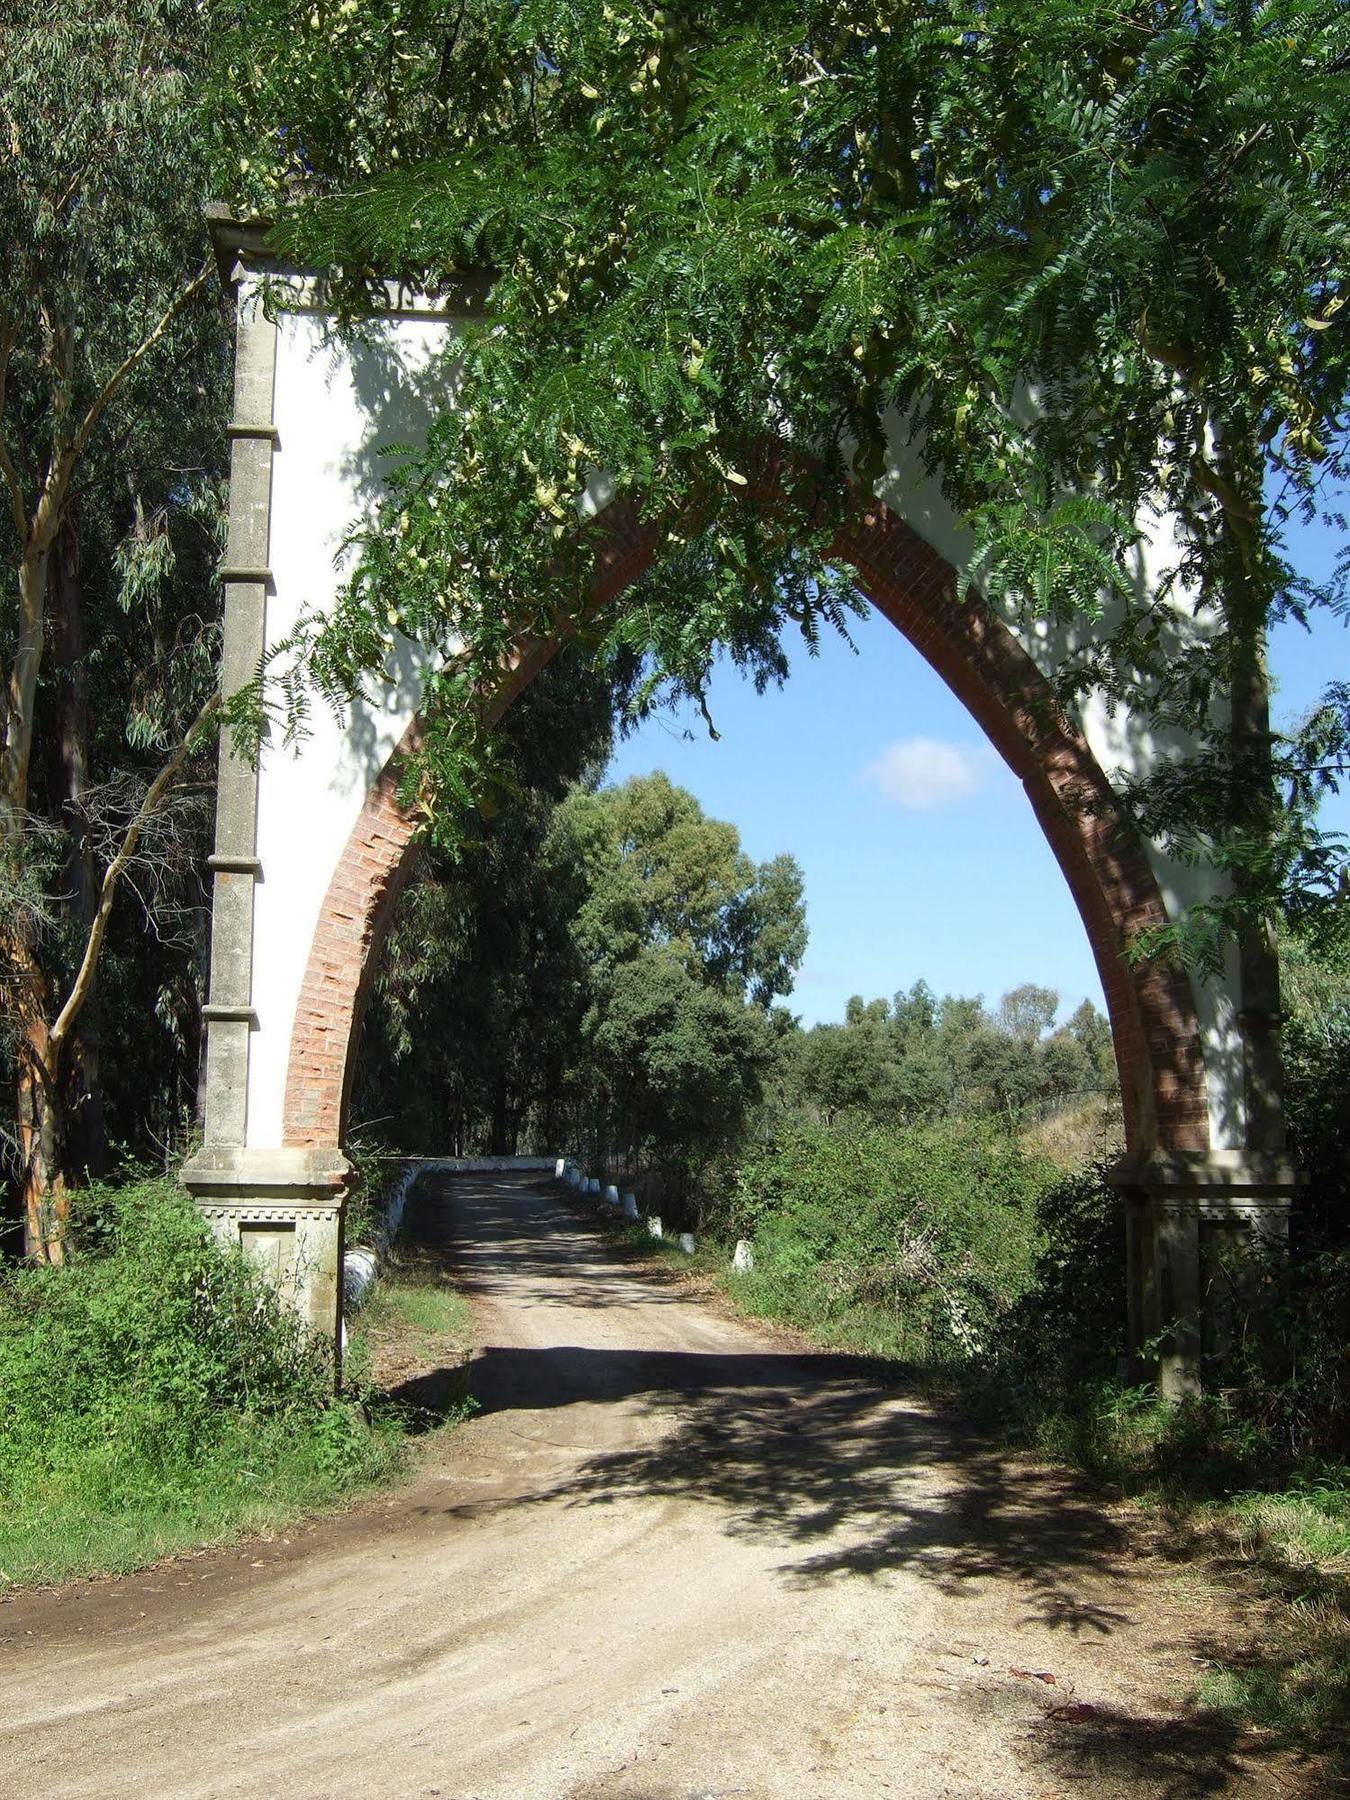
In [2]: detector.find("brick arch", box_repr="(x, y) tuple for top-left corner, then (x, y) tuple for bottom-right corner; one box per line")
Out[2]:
(282, 497), (1209, 1156)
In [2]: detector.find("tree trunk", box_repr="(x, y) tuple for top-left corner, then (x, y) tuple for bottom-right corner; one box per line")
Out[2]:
(10, 921), (68, 1264)
(1230, 622), (1286, 1150)
(4, 533), (56, 1257)
(48, 510), (109, 1179)
(1210, 418), (1286, 1152)
(4, 545), (51, 826)
(490, 1073), (510, 1157)
(21, 1066), (67, 1265)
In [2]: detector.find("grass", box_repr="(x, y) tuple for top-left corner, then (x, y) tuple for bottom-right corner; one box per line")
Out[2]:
(346, 1251), (479, 1430)
(1020, 1091), (1125, 1171)
(359, 1276), (473, 1339)
(1196, 1595), (1350, 1744)
(0, 1183), (486, 1593)
(0, 1411), (402, 1589)
(1188, 1492), (1350, 1755)
(725, 1265), (938, 1361)
(0, 1178), (407, 1592)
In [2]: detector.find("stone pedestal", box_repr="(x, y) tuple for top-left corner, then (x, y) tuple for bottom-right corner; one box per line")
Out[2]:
(1109, 1151), (1299, 1400)
(181, 1146), (349, 1359)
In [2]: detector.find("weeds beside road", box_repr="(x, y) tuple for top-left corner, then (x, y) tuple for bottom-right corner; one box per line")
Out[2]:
(0, 1178), (469, 1590)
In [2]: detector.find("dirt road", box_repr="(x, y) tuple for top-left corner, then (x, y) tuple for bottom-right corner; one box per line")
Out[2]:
(0, 1171), (1298, 1798)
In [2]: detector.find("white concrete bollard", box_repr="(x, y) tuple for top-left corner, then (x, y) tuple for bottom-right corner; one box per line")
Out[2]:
(732, 1239), (755, 1274)
(604, 1184), (620, 1207)
(587, 1176), (600, 1196)
(678, 1232), (696, 1255)
(555, 1157), (567, 1178)
(621, 1193), (639, 1221)
(647, 1215), (663, 1239)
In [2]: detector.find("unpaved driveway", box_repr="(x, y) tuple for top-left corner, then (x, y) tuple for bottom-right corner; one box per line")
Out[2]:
(0, 1172), (1301, 1798)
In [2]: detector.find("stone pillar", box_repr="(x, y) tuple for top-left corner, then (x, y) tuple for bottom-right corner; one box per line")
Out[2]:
(1110, 1152), (1298, 1399)
(198, 238), (274, 1150)
(181, 215), (348, 1363)
(183, 1146), (348, 1348)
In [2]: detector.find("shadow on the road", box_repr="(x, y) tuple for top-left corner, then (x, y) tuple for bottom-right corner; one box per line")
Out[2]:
(403, 1174), (695, 1312)
(386, 1173), (1305, 1798)
(387, 1341), (1277, 1796)
(460, 1341), (1126, 1621)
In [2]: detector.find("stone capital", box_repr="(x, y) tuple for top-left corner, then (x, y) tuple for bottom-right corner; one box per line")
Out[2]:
(1108, 1149), (1302, 1206)
(180, 1143), (350, 1204)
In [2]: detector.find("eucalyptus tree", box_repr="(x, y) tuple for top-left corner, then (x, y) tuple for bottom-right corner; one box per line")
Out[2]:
(213, 0), (1349, 959)
(361, 759), (807, 1175)
(1, 2), (226, 1256)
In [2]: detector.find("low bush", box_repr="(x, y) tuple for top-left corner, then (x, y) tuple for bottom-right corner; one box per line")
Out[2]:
(726, 1116), (1055, 1361)
(0, 1177), (398, 1586)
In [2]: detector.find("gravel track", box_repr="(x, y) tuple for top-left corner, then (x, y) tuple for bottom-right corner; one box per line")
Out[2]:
(0, 1171), (1303, 1798)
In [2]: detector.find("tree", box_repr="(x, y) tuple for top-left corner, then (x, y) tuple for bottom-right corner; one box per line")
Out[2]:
(556, 772), (807, 1010)
(587, 947), (774, 1168)
(1067, 998), (1118, 1092)
(354, 649), (615, 1154)
(548, 771), (807, 1182)
(795, 1018), (899, 1125)
(211, 0), (1348, 964)
(996, 984), (1059, 1046)
(777, 978), (1104, 1129)
(1, 4), (224, 1257)
(357, 762), (805, 1185)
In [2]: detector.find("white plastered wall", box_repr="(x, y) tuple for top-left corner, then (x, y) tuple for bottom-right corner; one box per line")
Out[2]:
(238, 296), (1245, 1154)
(245, 296), (460, 1148)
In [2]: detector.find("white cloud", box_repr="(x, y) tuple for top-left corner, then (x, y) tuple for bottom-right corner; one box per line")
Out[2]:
(861, 737), (985, 810)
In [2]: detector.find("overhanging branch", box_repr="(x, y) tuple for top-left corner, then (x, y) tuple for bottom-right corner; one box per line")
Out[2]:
(46, 689), (221, 1066)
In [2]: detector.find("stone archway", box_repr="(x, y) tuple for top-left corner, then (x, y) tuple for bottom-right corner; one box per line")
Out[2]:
(281, 498), (1207, 1162)
(183, 214), (1299, 1396)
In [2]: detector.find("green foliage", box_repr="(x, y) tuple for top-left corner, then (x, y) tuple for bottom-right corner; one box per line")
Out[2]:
(588, 946), (774, 1159)
(773, 980), (1111, 1129)
(560, 771), (807, 1007)
(0, 1177), (396, 1585)
(1, 2), (218, 524)
(341, 1127), (396, 1246)
(357, 759), (805, 1206)
(727, 1115), (1054, 1360)
(369, 1280), (473, 1338)
(210, 0), (1350, 936)
(1, 0), (228, 1207)
(353, 650), (615, 1153)
(975, 1162), (1129, 1426)
(953, 933), (1350, 1488)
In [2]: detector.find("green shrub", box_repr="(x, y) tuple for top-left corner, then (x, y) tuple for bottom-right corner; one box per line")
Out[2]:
(341, 1128), (396, 1246)
(982, 1163), (1126, 1393)
(728, 1116), (1055, 1360)
(0, 1177), (397, 1585)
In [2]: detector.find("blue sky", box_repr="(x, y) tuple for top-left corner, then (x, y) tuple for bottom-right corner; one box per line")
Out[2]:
(604, 522), (1348, 1029)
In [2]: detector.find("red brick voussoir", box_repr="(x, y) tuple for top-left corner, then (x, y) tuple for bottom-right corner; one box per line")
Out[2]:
(281, 495), (1208, 1156)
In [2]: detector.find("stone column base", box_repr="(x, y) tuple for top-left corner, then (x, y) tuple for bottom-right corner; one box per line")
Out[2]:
(1108, 1151), (1300, 1401)
(181, 1146), (349, 1363)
